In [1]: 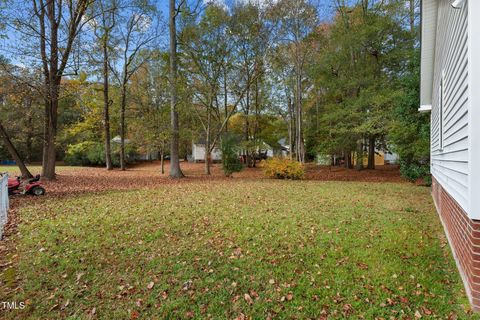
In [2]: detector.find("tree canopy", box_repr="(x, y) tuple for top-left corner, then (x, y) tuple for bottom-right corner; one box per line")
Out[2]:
(0, 0), (427, 179)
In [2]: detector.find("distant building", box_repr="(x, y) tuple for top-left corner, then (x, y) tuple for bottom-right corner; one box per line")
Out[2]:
(277, 138), (290, 158)
(352, 149), (399, 167)
(383, 151), (399, 165)
(192, 138), (222, 163)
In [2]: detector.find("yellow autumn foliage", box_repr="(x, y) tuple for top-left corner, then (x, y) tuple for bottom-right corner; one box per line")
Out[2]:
(261, 157), (305, 180)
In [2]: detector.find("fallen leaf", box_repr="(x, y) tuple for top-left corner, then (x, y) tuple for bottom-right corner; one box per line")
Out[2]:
(421, 306), (433, 315)
(147, 281), (154, 290)
(182, 280), (192, 291)
(235, 313), (246, 320)
(76, 272), (85, 283)
(244, 293), (253, 305)
(161, 291), (168, 300)
(49, 304), (59, 311)
(131, 311), (139, 319)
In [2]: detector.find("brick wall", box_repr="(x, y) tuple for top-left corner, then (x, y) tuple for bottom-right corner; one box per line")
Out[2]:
(432, 177), (480, 310)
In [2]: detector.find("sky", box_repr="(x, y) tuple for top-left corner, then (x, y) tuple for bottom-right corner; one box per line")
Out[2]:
(0, 0), (337, 68)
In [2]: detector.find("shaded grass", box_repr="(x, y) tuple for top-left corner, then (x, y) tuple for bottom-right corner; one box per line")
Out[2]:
(1, 180), (476, 319)
(0, 165), (75, 176)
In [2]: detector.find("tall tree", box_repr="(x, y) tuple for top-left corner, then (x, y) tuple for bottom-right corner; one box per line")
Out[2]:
(229, 2), (273, 167)
(307, 1), (409, 169)
(129, 51), (171, 174)
(183, 3), (231, 174)
(21, 0), (91, 179)
(0, 122), (33, 179)
(183, 2), (270, 174)
(169, 0), (184, 178)
(89, 0), (121, 170)
(272, 0), (318, 163)
(110, 0), (159, 170)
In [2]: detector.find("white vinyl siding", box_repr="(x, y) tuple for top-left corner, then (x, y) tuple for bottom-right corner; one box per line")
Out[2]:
(192, 144), (222, 161)
(431, 1), (469, 212)
(439, 75), (444, 150)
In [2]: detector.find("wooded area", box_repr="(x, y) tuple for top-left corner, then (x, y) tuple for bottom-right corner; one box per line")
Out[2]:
(0, 0), (429, 181)
(4, 2), (477, 318)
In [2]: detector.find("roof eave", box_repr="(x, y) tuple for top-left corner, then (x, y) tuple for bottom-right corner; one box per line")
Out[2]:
(420, 0), (438, 112)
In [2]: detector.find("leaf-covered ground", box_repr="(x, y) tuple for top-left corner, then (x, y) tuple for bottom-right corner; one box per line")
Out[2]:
(1, 176), (477, 319)
(0, 161), (404, 196)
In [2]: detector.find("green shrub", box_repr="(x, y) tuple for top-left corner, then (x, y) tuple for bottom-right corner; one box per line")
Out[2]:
(262, 157), (304, 180)
(65, 141), (121, 167)
(220, 134), (243, 177)
(399, 160), (430, 183)
(423, 174), (432, 187)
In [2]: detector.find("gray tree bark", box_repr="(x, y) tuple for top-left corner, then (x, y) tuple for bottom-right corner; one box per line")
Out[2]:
(288, 96), (294, 160)
(0, 122), (33, 179)
(35, 0), (90, 180)
(103, 37), (113, 170)
(367, 136), (375, 170)
(169, 0), (184, 178)
(356, 139), (364, 171)
(119, 81), (127, 171)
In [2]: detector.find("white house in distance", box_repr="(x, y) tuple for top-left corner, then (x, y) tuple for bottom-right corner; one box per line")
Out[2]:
(192, 138), (276, 162)
(421, 0), (480, 310)
(192, 139), (222, 162)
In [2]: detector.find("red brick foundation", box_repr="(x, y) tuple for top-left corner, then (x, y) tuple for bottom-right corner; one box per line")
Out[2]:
(432, 177), (480, 310)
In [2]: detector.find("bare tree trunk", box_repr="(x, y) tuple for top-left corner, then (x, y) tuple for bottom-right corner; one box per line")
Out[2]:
(42, 46), (60, 180)
(169, 0), (184, 178)
(205, 108), (211, 175)
(295, 96), (304, 163)
(295, 72), (305, 163)
(367, 136), (375, 170)
(295, 43), (305, 164)
(0, 122), (33, 179)
(409, 0), (415, 34)
(343, 151), (352, 169)
(160, 149), (165, 174)
(26, 103), (34, 163)
(204, 146), (211, 175)
(120, 82), (127, 171)
(43, 84), (59, 180)
(245, 87), (251, 167)
(103, 37), (113, 170)
(356, 139), (364, 171)
(38, 0), (89, 180)
(252, 77), (260, 168)
(41, 0), (60, 180)
(41, 101), (48, 176)
(288, 97), (293, 159)
(224, 65), (228, 133)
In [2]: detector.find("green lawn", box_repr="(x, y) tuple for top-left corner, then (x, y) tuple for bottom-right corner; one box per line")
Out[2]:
(1, 180), (476, 319)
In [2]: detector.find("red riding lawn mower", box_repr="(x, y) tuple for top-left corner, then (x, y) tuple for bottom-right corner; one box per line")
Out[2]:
(8, 174), (46, 196)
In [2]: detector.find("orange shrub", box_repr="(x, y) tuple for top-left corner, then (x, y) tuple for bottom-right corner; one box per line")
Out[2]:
(261, 157), (305, 180)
